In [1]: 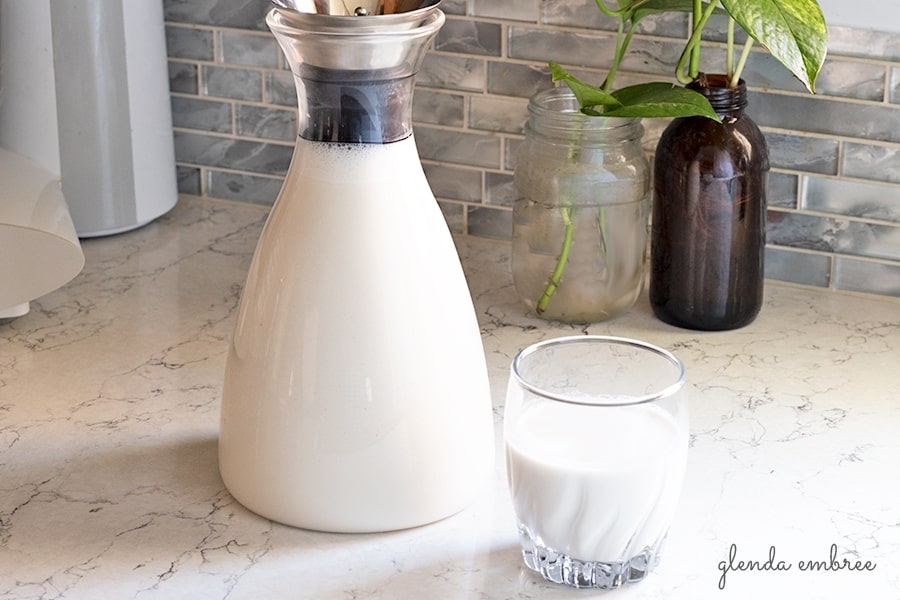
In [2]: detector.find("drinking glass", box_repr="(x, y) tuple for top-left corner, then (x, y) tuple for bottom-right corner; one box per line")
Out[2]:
(504, 335), (688, 589)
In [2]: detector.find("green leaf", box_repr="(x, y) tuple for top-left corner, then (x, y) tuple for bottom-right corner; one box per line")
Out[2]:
(721, 0), (827, 93)
(549, 61), (622, 109)
(603, 82), (721, 119)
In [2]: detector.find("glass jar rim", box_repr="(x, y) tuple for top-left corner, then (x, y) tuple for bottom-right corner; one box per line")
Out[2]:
(526, 87), (645, 144)
(511, 335), (686, 407)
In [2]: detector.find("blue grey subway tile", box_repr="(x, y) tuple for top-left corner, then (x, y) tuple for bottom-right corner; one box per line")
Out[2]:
(767, 172), (799, 209)
(751, 92), (900, 146)
(763, 133), (838, 175)
(767, 210), (900, 262)
(505, 137), (523, 171)
(469, 95), (529, 135)
(413, 90), (466, 127)
(424, 163), (483, 203)
(435, 19), (502, 57)
(699, 13), (750, 44)
(169, 61), (199, 95)
(419, 54), (486, 92)
(803, 177), (900, 223)
(467, 205), (513, 240)
(219, 31), (279, 68)
(633, 12), (688, 38)
(542, 0), (616, 29)
(176, 166), (202, 195)
(203, 65), (263, 101)
(207, 170), (283, 205)
(616, 36), (702, 78)
(439, 0), (466, 16)
(437, 200), (466, 235)
(508, 26), (617, 69)
(171, 96), (233, 133)
(833, 258), (900, 298)
(827, 26), (900, 62)
(236, 104), (296, 141)
(472, 0), (538, 23)
(266, 71), (297, 106)
(842, 143), (900, 185)
(891, 68), (900, 105)
(165, 25), (214, 61)
(414, 126), (502, 169)
(814, 60), (886, 102)
(163, 0), (268, 30)
(174, 131), (293, 176)
(764, 247), (831, 288)
(740, 53), (885, 100)
(485, 172), (516, 208)
(487, 61), (552, 99)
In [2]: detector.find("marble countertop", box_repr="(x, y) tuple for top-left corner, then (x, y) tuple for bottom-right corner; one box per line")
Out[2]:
(2, 196), (898, 599)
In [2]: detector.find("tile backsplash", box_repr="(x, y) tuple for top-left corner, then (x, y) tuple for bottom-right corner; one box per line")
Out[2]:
(164, 0), (900, 300)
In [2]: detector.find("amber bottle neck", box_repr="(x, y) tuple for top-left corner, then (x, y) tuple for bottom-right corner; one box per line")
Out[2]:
(688, 74), (748, 120)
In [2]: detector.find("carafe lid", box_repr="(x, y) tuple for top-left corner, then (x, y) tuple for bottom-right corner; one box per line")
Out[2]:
(272, 0), (440, 17)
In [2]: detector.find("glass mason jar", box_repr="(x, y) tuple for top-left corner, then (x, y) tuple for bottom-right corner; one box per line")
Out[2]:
(513, 87), (651, 324)
(650, 75), (769, 331)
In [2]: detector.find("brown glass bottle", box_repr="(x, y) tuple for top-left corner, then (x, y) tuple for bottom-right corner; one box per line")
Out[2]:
(650, 75), (769, 331)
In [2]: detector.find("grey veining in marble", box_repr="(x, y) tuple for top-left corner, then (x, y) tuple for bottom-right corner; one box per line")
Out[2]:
(435, 19), (502, 57)
(235, 105), (296, 141)
(842, 143), (900, 185)
(424, 163), (483, 203)
(414, 126), (502, 169)
(163, 0), (268, 29)
(165, 26), (215, 62)
(174, 132), (292, 176)
(471, 0), (537, 22)
(419, 54), (486, 92)
(171, 96), (234, 134)
(2, 196), (899, 599)
(202, 66), (263, 102)
(804, 176), (900, 223)
(412, 90), (466, 127)
(469, 95), (528, 135)
(764, 132), (839, 175)
(219, 31), (279, 69)
(168, 62), (200, 95)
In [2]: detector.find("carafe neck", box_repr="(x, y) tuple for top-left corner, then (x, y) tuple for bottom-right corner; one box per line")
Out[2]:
(267, 6), (444, 144)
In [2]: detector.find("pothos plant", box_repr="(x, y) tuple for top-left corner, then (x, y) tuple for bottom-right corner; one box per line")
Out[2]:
(532, 0), (827, 315)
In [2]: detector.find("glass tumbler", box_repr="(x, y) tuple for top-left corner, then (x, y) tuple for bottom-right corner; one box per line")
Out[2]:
(504, 335), (688, 589)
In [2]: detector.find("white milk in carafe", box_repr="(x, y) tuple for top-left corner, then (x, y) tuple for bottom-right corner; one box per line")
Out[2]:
(506, 402), (687, 562)
(219, 137), (494, 532)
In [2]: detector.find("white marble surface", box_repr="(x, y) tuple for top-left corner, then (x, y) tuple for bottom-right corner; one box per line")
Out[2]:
(1, 195), (898, 599)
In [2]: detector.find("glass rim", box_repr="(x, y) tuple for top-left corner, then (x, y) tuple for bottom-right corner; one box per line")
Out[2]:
(510, 335), (686, 407)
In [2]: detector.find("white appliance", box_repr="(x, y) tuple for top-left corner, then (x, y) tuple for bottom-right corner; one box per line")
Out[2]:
(0, 0), (177, 316)
(0, 0), (178, 238)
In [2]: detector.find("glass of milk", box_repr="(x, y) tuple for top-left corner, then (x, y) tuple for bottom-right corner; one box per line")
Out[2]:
(504, 335), (688, 589)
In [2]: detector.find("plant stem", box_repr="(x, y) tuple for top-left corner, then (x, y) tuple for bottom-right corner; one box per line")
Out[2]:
(676, 0), (719, 84)
(690, 0), (702, 79)
(726, 18), (735, 79)
(536, 205), (575, 315)
(730, 37), (754, 87)
(604, 20), (637, 92)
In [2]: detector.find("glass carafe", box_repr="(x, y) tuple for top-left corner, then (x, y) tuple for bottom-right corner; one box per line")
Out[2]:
(218, 0), (494, 533)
